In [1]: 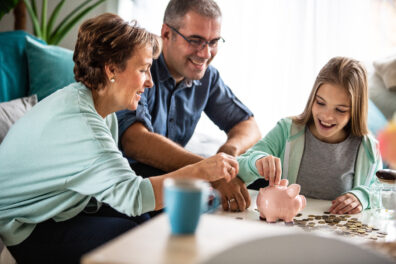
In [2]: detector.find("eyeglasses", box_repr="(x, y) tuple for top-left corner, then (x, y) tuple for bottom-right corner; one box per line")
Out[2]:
(166, 24), (225, 51)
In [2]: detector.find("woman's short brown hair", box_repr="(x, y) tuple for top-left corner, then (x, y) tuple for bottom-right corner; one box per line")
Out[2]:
(294, 57), (369, 137)
(73, 13), (161, 90)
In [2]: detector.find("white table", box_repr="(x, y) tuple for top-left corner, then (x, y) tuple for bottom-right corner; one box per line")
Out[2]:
(81, 191), (396, 264)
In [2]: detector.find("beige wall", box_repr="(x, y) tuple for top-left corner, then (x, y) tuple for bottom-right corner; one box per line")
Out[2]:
(0, 1), (118, 50)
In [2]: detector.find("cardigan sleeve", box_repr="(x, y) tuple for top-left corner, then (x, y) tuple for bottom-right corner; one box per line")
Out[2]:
(237, 118), (290, 185)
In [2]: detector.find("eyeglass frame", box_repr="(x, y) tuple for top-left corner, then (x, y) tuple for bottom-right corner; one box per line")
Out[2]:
(166, 24), (225, 51)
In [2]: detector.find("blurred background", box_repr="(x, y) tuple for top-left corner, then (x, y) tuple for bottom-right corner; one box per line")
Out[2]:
(1, 0), (395, 140)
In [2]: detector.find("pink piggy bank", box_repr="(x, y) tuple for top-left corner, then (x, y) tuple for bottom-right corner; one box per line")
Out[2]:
(257, 179), (306, 223)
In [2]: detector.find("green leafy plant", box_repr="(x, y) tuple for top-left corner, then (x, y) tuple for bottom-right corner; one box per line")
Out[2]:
(0, 0), (107, 45)
(25, 0), (107, 45)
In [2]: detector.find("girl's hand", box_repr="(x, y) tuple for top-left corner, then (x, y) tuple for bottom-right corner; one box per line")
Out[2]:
(328, 193), (362, 214)
(255, 155), (282, 186)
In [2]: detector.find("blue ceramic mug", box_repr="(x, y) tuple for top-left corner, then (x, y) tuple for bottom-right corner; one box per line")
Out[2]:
(164, 178), (220, 235)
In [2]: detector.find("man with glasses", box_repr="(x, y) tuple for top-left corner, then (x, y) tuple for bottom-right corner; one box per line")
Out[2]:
(117, 0), (262, 212)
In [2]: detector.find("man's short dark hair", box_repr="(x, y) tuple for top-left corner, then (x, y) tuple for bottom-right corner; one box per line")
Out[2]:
(164, 0), (222, 28)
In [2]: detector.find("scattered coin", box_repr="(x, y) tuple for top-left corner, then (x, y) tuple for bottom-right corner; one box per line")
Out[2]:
(257, 212), (385, 242)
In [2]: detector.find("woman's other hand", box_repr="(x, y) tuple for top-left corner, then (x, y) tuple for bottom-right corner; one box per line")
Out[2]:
(255, 155), (282, 186)
(195, 153), (239, 182)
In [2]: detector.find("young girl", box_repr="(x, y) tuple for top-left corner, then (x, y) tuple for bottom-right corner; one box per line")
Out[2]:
(237, 57), (382, 214)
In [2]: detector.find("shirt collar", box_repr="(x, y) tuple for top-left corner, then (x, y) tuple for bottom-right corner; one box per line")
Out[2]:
(157, 53), (202, 88)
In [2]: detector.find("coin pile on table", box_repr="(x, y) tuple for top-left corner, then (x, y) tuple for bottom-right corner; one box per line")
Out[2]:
(254, 209), (388, 241)
(292, 213), (387, 241)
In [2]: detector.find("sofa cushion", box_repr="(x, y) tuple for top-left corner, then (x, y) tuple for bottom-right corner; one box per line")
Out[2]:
(26, 36), (75, 101)
(373, 55), (396, 91)
(0, 94), (37, 144)
(368, 99), (388, 137)
(368, 72), (396, 120)
(0, 31), (43, 103)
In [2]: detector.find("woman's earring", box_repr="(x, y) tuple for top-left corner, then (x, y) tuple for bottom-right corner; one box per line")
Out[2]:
(110, 77), (115, 83)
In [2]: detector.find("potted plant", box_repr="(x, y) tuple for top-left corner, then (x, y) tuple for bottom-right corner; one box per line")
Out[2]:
(0, 0), (107, 45)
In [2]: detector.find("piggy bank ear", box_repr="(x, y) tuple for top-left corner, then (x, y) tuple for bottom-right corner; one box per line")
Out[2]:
(286, 184), (301, 198)
(279, 179), (289, 186)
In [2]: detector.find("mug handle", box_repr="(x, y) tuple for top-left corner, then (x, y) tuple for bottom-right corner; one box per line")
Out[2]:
(204, 188), (221, 213)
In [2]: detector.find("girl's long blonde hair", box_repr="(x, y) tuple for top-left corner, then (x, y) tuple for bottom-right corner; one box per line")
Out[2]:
(293, 57), (368, 137)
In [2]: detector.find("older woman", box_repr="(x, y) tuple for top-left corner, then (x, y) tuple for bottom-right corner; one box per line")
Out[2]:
(0, 13), (238, 263)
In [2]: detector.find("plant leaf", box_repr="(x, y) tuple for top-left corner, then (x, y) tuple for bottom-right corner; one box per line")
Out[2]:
(29, 0), (37, 17)
(0, 0), (20, 20)
(40, 0), (48, 40)
(49, 0), (107, 45)
(23, 0), (42, 39)
(50, 0), (94, 39)
(47, 0), (66, 37)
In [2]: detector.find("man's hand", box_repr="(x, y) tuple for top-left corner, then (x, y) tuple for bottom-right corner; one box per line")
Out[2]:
(211, 177), (251, 212)
(328, 193), (362, 214)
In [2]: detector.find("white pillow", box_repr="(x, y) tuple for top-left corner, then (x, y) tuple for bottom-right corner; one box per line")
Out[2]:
(368, 73), (396, 120)
(0, 94), (37, 144)
(373, 55), (396, 91)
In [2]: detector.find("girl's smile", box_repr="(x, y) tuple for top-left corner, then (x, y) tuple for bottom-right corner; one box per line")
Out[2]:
(310, 83), (351, 143)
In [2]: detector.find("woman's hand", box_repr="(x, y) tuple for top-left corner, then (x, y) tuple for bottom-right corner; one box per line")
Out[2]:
(195, 153), (239, 183)
(255, 155), (281, 186)
(328, 193), (362, 214)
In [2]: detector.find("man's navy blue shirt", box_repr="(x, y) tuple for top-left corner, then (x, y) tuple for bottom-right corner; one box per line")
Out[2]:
(117, 54), (253, 153)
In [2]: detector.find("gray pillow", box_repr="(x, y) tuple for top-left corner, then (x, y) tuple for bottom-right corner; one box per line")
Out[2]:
(0, 94), (37, 144)
(368, 73), (396, 120)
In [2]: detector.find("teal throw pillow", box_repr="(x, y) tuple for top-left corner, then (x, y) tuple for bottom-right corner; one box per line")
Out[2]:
(0, 31), (43, 102)
(26, 36), (75, 101)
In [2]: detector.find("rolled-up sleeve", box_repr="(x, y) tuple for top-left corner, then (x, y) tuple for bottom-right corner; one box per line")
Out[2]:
(204, 68), (253, 133)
